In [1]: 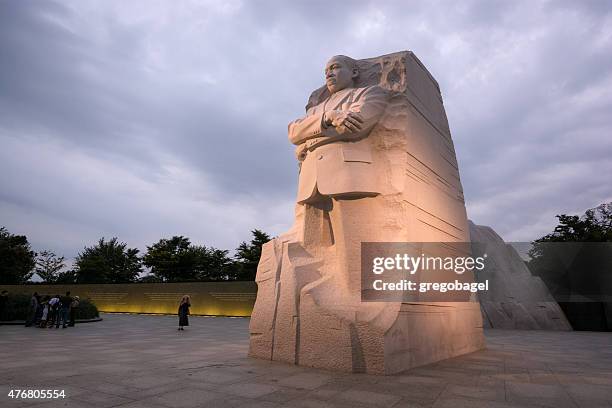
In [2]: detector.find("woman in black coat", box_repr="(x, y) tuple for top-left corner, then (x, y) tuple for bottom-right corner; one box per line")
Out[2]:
(178, 295), (191, 331)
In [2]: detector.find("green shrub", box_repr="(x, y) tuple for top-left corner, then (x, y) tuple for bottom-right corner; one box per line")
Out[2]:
(2, 294), (99, 321)
(4, 293), (31, 321)
(74, 298), (99, 319)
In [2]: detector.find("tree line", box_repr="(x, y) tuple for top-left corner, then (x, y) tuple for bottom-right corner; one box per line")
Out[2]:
(0, 228), (271, 285)
(526, 202), (612, 331)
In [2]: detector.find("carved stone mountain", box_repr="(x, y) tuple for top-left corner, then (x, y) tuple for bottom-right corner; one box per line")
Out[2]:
(469, 221), (572, 330)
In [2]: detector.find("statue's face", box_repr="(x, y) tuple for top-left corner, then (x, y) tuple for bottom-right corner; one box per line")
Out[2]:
(325, 57), (356, 94)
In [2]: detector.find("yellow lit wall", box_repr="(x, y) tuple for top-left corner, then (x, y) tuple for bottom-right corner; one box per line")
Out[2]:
(0, 282), (257, 317)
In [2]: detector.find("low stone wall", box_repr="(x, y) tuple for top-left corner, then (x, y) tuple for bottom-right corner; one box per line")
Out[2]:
(0, 282), (257, 317)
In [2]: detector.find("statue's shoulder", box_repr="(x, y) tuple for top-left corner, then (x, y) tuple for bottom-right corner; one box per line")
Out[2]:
(352, 84), (389, 100)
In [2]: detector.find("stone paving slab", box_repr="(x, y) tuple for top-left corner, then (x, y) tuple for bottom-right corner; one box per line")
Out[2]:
(1, 313), (611, 407)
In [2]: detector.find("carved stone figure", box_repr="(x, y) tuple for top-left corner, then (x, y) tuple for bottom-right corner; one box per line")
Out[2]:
(290, 56), (389, 204)
(249, 51), (485, 374)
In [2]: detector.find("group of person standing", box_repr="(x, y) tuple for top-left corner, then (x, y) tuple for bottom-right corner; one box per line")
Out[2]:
(26, 291), (80, 329)
(4, 290), (190, 330)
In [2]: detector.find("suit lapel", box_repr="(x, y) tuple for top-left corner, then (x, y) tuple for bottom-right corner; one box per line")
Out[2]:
(322, 88), (354, 112)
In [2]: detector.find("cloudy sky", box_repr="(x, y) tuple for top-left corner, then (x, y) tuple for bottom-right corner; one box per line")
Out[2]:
(1, 0), (611, 262)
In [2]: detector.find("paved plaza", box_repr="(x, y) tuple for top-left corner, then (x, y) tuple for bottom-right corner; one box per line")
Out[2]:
(1, 314), (612, 408)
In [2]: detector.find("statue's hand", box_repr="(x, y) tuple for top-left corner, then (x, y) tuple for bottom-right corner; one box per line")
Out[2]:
(295, 144), (308, 161)
(324, 110), (364, 134)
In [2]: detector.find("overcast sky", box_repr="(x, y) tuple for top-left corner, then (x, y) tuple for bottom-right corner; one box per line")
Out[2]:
(1, 0), (611, 262)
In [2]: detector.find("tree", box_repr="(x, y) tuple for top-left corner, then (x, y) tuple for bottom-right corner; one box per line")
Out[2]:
(234, 229), (271, 280)
(35, 250), (66, 283)
(138, 274), (163, 283)
(55, 269), (78, 284)
(143, 236), (197, 282)
(528, 203), (612, 272)
(527, 203), (612, 330)
(74, 238), (142, 283)
(0, 227), (36, 284)
(196, 246), (234, 281)
(143, 236), (234, 282)
(531, 203), (612, 244)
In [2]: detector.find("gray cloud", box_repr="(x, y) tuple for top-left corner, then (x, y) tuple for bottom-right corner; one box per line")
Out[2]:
(1, 0), (611, 261)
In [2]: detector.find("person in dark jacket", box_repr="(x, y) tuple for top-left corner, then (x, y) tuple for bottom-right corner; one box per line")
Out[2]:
(34, 293), (43, 325)
(25, 292), (39, 327)
(178, 295), (191, 331)
(58, 291), (72, 328)
(0, 290), (9, 323)
(68, 296), (80, 327)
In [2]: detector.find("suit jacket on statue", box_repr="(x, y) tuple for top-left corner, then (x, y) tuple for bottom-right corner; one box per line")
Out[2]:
(288, 85), (389, 204)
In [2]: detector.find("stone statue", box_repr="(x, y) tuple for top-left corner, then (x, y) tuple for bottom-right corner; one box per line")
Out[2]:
(288, 55), (390, 310)
(291, 55), (389, 204)
(249, 51), (485, 374)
